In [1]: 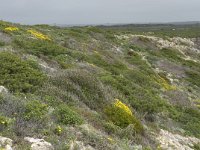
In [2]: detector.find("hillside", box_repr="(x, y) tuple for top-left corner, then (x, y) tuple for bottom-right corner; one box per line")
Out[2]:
(0, 21), (200, 150)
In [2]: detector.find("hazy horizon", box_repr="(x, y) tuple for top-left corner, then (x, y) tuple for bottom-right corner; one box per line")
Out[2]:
(0, 0), (200, 25)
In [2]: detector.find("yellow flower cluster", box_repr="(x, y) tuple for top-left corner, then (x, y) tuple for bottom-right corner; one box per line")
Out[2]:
(55, 125), (62, 135)
(27, 29), (51, 40)
(194, 99), (200, 109)
(114, 99), (133, 116)
(4, 27), (19, 31)
(158, 77), (177, 91)
(107, 137), (114, 142)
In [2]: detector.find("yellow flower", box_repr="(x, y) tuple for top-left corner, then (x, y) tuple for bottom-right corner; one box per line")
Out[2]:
(158, 77), (177, 91)
(27, 29), (51, 41)
(107, 137), (114, 142)
(1, 121), (5, 124)
(114, 99), (133, 116)
(55, 125), (62, 135)
(4, 27), (19, 31)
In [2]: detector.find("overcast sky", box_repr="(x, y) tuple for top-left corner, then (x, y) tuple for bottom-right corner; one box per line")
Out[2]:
(0, 0), (200, 25)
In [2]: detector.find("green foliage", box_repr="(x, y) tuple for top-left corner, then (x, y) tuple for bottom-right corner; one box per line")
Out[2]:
(186, 71), (200, 87)
(103, 122), (121, 134)
(24, 100), (48, 121)
(169, 106), (200, 138)
(104, 104), (143, 133)
(0, 41), (5, 46)
(0, 115), (11, 128)
(55, 104), (83, 125)
(48, 70), (110, 110)
(193, 143), (200, 150)
(14, 38), (67, 57)
(0, 52), (46, 93)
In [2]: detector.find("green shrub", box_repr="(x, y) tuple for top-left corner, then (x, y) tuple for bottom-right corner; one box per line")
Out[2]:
(24, 100), (48, 121)
(0, 41), (5, 46)
(186, 71), (200, 87)
(55, 105), (83, 125)
(49, 70), (110, 110)
(0, 52), (46, 93)
(193, 143), (200, 150)
(14, 38), (67, 57)
(0, 115), (11, 127)
(169, 106), (200, 138)
(103, 121), (121, 134)
(104, 103), (143, 133)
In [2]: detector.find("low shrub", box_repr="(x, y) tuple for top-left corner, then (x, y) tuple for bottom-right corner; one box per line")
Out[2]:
(169, 106), (200, 138)
(0, 41), (5, 46)
(186, 71), (200, 87)
(13, 38), (67, 57)
(23, 100), (48, 121)
(54, 104), (83, 125)
(105, 99), (143, 133)
(0, 115), (11, 128)
(103, 121), (121, 134)
(0, 52), (46, 93)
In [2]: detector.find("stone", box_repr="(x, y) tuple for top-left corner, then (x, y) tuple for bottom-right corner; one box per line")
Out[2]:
(0, 136), (13, 150)
(0, 86), (8, 94)
(69, 141), (95, 150)
(24, 137), (54, 150)
(157, 129), (200, 150)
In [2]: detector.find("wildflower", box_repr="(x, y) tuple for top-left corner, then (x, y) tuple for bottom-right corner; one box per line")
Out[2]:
(158, 77), (177, 91)
(107, 137), (114, 142)
(27, 29), (51, 41)
(4, 27), (19, 32)
(1, 121), (5, 124)
(114, 99), (133, 116)
(55, 125), (62, 135)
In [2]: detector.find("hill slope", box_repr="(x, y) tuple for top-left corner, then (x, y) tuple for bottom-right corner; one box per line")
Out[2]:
(0, 21), (200, 150)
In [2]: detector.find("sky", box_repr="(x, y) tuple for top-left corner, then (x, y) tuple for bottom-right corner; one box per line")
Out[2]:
(0, 0), (200, 25)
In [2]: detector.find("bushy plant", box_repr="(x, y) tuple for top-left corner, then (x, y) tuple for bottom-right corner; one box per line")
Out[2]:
(14, 38), (67, 57)
(105, 99), (143, 133)
(0, 115), (11, 128)
(169, 106), (200, 138)
(54, 104), (83, 125)
(23, 100), (48, 121)
(103, 121), (121, 134)
(0, 41), (5, 46)
(0, 52), (46, 93)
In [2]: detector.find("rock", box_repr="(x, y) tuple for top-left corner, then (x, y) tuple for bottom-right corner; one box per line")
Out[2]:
(0, 86), (8, 94)
(69, 141), (95, 150)
(0, 136), (13, 150)
(157, 129), (200, 150)
(24, 137), (54, 150)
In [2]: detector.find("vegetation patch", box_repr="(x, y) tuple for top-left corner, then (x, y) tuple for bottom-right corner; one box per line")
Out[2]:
(0, 52), (46, 93)
(23, 100), (48, 121)
(54, 104), (83, 125)
(105, 99), (143, 133)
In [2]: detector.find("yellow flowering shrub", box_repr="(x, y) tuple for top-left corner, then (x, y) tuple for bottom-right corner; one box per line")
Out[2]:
(105, 99), (143, 133)
(158, 77), (177, 91)
(114, 99), (133, 116)
(4, 27), (19, 32)
(194, 99), (200, 109)
(27, 29), (51, 40)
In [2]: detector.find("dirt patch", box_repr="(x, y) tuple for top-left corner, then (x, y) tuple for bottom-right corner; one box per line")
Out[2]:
(155, 60), (186, 78)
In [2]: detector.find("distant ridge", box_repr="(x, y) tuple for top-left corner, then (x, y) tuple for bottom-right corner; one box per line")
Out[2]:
(56, 21), (200, 27)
